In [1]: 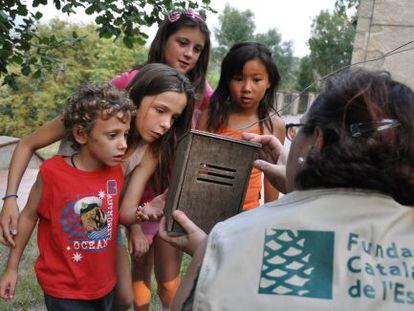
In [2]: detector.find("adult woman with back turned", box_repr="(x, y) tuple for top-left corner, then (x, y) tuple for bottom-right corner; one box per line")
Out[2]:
(161, 69), (414, 310)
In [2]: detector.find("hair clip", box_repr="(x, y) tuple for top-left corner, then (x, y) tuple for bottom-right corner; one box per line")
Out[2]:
(350, 119), (400, 138)
(167, 9), (205, 23)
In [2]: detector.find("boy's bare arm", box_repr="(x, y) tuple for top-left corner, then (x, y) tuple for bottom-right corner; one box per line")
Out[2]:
(0, 174), (42, 300)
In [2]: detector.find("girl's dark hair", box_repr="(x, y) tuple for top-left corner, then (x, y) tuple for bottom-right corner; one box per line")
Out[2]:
(207, 42), (281, 133)
(146, 11), (210, 100)
(127, 63), (195, 192)
(296, 69), (414, 205)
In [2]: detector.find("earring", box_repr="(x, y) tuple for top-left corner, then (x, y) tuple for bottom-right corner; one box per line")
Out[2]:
(298, 156), (305, 165)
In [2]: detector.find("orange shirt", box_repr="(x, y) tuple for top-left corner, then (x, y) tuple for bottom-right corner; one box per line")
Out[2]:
(215, 126), (262, 211)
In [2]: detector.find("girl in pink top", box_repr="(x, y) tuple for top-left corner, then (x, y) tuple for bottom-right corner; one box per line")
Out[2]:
(112, 9), (212, 311)
(1, 8), (212, 311)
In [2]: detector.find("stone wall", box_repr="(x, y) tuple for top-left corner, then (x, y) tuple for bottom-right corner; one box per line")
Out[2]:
(0, 136), (43, 169)
(351, 0), (414, 89)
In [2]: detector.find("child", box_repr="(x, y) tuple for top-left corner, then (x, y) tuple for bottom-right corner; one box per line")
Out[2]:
(1, 9), (211, 310)
(0, 82), (161, 309)
(112, 8), (212, 128)
(109, 9), (212, 310)
(198, 42), (285, 210)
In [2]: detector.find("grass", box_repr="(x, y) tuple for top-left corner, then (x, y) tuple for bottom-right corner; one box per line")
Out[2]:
(0, 231), (191, 310)
(0, 230), (45, 311)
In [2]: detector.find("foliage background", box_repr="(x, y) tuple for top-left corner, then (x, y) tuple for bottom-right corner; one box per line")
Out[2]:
(0, 1), (358, 138)
(0, 20), (147, 137)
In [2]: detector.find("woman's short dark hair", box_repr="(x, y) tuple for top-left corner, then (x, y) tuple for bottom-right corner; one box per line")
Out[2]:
(296, 69), (414, 205)
(207, 42), (281, 133)
(147, 11), (210, 100)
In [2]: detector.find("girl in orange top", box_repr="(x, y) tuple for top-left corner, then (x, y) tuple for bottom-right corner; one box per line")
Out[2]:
(198, 42), (285, 210)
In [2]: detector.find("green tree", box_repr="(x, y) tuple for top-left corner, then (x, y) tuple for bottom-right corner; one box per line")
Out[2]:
(212, 5), (296, 90)
(335, 0), (359, 15)
(296, 0), (358, 91)
(308, 10), (356, 78)
(0, 19), (147, 137)
(211, 4), (255, 68)
(215, 5), (255, 52)
(295, 56), (317, 92)
(255, 29), (296, 89)
(0, 0), (213, 89)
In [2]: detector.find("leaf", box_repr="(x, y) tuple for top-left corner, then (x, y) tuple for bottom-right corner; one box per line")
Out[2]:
(10, 55), (23, 65)
(33, 12), (43, 20)
(16, 5), (28, 16)
(62, 4), (75, 14)
(85, 5), (97, 15)
(123, 36), (133, 49)
(21, 65), (31, 75)
(3, 74), (19, 91)
(32, 69), (42, 79)
(54, 0), (61, 10)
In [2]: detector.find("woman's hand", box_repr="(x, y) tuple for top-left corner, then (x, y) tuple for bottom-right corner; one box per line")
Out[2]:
(0, 198), (19, 247)
(242, 133), (288, 194)
(158, 210), (207, 256)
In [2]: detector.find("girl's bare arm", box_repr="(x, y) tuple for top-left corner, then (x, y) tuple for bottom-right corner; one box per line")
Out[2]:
(0, 174), (42, 300)
(119, 149), (158, 225)
(0, 117), (65, 246)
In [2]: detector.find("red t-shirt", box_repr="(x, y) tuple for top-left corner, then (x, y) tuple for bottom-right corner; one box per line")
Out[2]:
(35, 155), (124, 299)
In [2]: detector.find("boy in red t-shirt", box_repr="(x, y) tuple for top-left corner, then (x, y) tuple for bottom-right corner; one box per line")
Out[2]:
(0, 83), (160, 310)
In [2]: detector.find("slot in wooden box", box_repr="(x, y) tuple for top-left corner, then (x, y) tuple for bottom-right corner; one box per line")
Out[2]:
(165, 129), (261, 235)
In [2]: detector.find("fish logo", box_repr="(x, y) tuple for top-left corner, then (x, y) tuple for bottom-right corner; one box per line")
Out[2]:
(259, 229), (334, 299)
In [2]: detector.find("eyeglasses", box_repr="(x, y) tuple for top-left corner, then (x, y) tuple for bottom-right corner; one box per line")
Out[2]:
(285, 123), (305, 141)
(167, 9), (205, 23)
(349, 119), (400, 138)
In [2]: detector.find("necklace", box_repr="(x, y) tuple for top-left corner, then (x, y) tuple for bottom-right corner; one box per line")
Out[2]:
(70, 153), (78, 169)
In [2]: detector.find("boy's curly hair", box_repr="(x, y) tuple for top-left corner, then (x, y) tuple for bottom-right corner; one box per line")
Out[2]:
(63, 82), (135, 150)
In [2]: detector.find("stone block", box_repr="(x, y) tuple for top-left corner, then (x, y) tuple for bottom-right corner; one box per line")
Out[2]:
(359, 26), (414, 89)
(355, 17), (371, 34)
(372, 0), (414, 26)
(357, 0), (374, 18)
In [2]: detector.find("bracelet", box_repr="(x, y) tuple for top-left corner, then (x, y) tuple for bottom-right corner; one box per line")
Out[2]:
(136, 202), (150, 222)
(2, 194), (18, 201)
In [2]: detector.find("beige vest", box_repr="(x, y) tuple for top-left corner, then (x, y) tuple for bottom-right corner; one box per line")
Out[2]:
(194, 189), (414, 310)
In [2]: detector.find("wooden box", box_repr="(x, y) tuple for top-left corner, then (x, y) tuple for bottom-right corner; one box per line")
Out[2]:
(165, 129), (261, 235)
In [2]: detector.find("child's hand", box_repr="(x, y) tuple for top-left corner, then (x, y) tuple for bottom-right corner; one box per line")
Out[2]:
(136, 190), (167, 222)
(128, 225), (149, 259)
(0, 198), (19, 247)
(0, 269), (18, 300)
